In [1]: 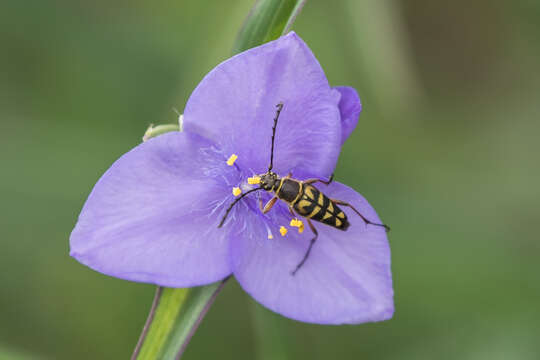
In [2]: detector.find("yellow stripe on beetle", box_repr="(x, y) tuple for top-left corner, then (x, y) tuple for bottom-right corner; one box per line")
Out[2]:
(308, 206), (322, 218)
(317, 192), (325, 206)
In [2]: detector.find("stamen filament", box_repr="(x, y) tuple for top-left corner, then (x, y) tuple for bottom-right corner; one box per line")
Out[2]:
(265, 223), (274, 239)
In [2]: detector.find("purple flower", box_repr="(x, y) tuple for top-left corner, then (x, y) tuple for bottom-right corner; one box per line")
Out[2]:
(70, 32), (393, 324)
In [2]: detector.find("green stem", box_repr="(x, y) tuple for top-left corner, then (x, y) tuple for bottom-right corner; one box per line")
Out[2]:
(133, 280), (228, 360)
(132, 287), (163, 358)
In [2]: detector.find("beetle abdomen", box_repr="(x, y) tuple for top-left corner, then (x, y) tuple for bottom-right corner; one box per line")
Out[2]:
(293, 185), (349, 230)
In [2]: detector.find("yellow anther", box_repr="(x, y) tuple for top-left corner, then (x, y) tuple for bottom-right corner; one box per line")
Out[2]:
(248, 176), (261, 184)
(268, 234), (273, 239)
(226, 154), (238, 166)
(232, 187), (242, 196)
(290, 218), (305, 233)
(279, 226), (288, 237)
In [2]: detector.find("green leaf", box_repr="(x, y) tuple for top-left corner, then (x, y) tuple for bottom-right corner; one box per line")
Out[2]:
(232, 0), (308, 54)
(133, 281), (227, 360)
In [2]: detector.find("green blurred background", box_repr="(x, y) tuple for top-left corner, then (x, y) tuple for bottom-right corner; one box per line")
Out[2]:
(1, 0), (539, 359)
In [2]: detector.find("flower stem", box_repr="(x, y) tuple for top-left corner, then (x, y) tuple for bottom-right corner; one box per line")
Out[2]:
(132, 287), (163, 359)
(133, 280), (229, 360)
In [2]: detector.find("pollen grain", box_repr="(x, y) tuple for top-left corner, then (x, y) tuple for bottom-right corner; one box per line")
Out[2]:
(248, 176), (261, 184)
(232, 187), (242, 196)
(290, 218), (305, 233)
(279, 226), (288, 237)
(226, 154), (238, 166)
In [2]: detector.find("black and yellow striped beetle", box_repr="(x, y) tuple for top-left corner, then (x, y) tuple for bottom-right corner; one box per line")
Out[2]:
(218, 103), (389, 275)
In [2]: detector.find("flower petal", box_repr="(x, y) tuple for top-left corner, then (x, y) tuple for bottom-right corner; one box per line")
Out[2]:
(70, 132), (240, 287)
(333, 86), (362, 144)
(230, 181), (393, 324)
(183, 32), (341, 180)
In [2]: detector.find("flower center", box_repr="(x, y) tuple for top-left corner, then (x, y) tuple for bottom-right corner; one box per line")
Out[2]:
(224, 155), (303, 240)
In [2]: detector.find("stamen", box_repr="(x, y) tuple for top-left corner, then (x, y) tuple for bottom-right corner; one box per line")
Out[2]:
(226, 154), (238, 166)
(279, 226), (288, 237)
(265, 223), (274, 239)
(232, 187), (242, 197)
(248, 176), (261, 184)
(290, 218), (305, 233)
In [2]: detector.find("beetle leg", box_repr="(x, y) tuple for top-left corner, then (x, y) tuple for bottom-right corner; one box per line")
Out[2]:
(291, 218), (318, 276)
(262, 196), (278, 214)
(330, 199), (390, 232)
(288, 206), (295, 217)
(303, 173), (334, 186)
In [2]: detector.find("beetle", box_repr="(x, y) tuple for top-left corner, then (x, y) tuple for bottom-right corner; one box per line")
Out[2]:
(218, 103), (389, 275)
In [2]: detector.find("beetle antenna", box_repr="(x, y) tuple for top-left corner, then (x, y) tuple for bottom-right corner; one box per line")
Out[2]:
(268, 102), (284, 172)
(218, 187), (264, 228)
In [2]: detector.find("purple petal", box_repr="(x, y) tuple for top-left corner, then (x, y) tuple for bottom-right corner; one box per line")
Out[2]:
(183, 32), (341, 180)
(70, 132), (240, 287)
(230, 182), (393, 324)
(333, 86), (362, 144)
